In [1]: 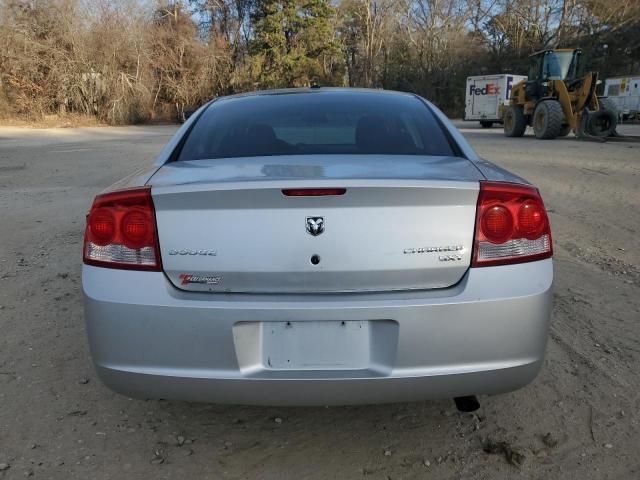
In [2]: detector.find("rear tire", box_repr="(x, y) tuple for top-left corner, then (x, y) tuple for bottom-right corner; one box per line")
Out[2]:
(586, 110), (617, 137)
(598, 97), (618, 117)
(558, 125), (571, 137)
(533, 100), (564, 139)
(480, 121), (494, 128)
(597, 97), (619, 136)
(503, 106), (527, 137)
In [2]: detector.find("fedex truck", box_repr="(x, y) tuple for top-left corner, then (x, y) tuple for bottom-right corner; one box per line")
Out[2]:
(603, 76), (640, 120)
(464, 74), (527, 127)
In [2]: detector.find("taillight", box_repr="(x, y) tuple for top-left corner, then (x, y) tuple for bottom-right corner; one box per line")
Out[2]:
(83, 186), (161, 271)
(472, 181), (552, 267)
(282, 188), (346, 196)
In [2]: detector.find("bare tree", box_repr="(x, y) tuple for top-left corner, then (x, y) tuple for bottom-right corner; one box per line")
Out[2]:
(0, 0), (638, 122)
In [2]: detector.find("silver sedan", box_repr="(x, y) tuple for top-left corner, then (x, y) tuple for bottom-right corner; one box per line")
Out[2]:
(82, 88), (553, 407)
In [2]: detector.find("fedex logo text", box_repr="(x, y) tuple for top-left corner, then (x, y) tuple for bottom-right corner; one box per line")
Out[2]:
(506, 76), (514, 98)
(469, 84), (501, 96)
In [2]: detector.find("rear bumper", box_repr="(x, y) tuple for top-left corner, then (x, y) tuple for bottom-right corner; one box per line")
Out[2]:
(82, 259), (553, 405)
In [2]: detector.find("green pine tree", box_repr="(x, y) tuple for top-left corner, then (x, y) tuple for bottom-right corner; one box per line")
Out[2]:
(250, 0), (344, 88)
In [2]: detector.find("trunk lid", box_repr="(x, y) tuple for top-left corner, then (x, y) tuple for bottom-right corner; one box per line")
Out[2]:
(150, 155), (483, 293)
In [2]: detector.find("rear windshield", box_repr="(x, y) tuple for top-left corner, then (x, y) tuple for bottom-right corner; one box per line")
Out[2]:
(177, 91), (456, 160)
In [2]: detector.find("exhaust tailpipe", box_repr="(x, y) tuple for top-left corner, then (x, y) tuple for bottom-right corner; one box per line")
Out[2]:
(454, 396), (480, 412)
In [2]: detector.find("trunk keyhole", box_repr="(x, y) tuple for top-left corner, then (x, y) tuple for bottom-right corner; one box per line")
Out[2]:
(310, 254), (321, 265)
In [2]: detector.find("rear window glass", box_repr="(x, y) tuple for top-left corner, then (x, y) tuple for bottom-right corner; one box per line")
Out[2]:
(178, 91), (456, 160)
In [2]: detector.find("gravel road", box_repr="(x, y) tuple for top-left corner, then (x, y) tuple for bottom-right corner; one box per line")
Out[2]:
(0, 121), (639, 479)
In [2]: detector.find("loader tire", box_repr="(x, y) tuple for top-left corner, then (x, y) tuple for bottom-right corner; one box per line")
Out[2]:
(598, 97), (618, 117)
(586, 110), (617, 137)
(533, 100), (564, 139)
(503, 106), (527, 137)
(596, 97), (619, 136)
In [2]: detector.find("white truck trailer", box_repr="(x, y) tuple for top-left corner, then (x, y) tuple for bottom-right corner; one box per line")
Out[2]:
(464, 74), (527, 127)
(603, 76), (640, 120)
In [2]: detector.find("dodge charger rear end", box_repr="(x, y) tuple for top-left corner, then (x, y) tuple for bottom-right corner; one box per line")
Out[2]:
(82, 88), (553, 406)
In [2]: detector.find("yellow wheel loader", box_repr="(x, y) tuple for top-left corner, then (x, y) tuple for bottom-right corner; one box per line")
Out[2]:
(504, 48), (619, 140)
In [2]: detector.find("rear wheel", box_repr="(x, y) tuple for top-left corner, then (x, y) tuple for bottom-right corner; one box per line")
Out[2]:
(558, 125), (571, 137)
(503, 106), (527, 137)
(598, 97), (618, 117)
(596, 97), (619, 136)
(586, 110), (617, 137)
(533, 100), (564, 139)
(480, 121), (494, 128)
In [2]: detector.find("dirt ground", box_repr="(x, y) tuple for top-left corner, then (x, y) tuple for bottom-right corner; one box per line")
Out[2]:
(0, 121), (639, 479)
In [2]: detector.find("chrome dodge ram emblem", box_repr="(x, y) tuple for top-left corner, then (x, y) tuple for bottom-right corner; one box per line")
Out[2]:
(306, 217), (325, 236)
